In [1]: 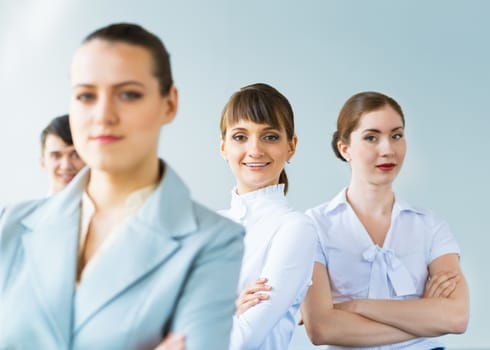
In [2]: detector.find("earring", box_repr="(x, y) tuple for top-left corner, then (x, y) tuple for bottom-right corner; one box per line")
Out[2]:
(286, 160), (291, 164)
(346, 157), (351, 162)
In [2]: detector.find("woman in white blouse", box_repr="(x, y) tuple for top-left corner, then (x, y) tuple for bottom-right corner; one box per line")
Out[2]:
(301, 91), (469, 349)
(219, 83), (317, 350)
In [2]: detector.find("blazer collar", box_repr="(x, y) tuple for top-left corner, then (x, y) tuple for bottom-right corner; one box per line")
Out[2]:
(74, 161), (197, 330)
(20, 161), (198, 334)
(19, 167), (88, 344)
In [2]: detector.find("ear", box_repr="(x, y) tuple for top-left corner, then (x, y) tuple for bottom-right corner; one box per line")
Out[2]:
(160, 85), (179, 126)
(287, 135), (298, 161)
(337, 140), (350, 161)
(40, 154), (46, 170)
(220, 138), (227, 161)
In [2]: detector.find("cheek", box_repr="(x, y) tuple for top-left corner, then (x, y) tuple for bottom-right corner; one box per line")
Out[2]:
(74, 159), (86, 170)
(46, 160), (60, 171)
(129, 106), (164, 130)
(222, 142), (242, 161)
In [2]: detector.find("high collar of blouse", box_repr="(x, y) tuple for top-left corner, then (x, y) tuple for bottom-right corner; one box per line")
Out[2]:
(228, 184), (288, 224)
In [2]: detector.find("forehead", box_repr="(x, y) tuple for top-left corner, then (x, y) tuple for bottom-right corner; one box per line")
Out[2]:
(357, 106), (404, 131)
(228, 119), (283, 131)
(44, 134), (72, 151)
(70, 39), (155, 85)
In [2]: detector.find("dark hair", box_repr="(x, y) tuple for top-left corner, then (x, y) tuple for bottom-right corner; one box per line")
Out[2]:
(40, 114), (73, 151)
(220, 83), (295, 193)
(83, 23), (173, 96)
(332, 91), (405, 161)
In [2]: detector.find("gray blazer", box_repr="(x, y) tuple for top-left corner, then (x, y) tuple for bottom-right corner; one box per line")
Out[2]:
(0, 163), (244, 350)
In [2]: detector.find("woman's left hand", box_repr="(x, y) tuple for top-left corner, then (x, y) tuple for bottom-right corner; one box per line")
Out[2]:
(154, 333), (185, 350)
(235, 277), (272, 315)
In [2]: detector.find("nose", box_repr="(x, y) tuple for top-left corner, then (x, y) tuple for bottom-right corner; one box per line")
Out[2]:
(247, 136), (264, 158)
(93, 94), (118, 125)
(379, 137), (395, 157)
(59, 155), (75, 170)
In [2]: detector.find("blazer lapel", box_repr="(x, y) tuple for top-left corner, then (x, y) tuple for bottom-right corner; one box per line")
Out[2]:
(74, 163), (197, 331)
(74, 219), (180, 330)
(20, 168), (88, 343)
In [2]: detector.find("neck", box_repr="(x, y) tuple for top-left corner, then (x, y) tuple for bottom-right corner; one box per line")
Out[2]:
(87, 159), (161, 211)
(346, 179), (394, 216)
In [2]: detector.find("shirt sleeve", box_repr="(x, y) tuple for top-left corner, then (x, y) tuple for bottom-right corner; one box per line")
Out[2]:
(229, 214), (317, 349)
(305, 208), (327, 266)
(428, 213), (461, 263)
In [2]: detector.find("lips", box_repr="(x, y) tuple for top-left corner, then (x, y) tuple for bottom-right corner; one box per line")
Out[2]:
(91, 134), (123, 144)
(376, 163), (396, 171)
(243, 162), (270, 168)
(58, 174), (75, 184)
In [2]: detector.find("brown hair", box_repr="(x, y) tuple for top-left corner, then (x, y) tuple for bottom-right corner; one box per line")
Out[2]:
(83, 23), (173, 96)
(40, 114), (73, 152)
(332, 91), (405, 161)
(220, 83), (295, 193)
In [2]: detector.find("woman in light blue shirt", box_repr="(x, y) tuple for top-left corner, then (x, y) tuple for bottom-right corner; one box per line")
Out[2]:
(220, 83), (317, 350)
(301, 91), (469, 349)
(0, 23), (243, 350)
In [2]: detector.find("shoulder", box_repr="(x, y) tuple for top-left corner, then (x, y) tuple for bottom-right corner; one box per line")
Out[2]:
(1, 198), (48, 225)
(305, 201), (331, 219)
(274, 210), (317, 243)
(305, 199), (346, 235)
(396, 199), (449, 230)
(191, 201), (245, 241)
(0, 198), (49, 243)
(281, 210), (314, 229)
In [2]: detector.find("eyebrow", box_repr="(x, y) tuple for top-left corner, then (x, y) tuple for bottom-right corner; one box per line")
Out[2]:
(230, 126), (279, 132)
(362, 126), (404, 133)
(72, 81), (145, 89)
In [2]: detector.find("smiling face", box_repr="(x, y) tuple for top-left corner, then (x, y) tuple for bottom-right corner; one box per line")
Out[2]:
(338, 105), (406, 187)
(69, 39), (177, 175)
(41, 134), (85, 193)
(220, 120), (296, 194)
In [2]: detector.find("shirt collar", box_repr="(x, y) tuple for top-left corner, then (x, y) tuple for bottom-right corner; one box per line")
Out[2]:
(322, 187), (349, 214)
(324, 187), (424, 216)
(228, 184), (287, 223)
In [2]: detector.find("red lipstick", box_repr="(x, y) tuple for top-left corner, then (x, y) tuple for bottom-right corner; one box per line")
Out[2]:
(376, 163), (396, 171)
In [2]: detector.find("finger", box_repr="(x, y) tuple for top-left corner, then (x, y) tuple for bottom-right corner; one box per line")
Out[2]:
(236, 298), (262, 314)
(237, 293), (270, 307)
(154, 334), (185, 350)
(433, 275), (460, 298)
(239, 284), (272, 297)
(439, 281), (457, 298)
(427, 275), (460, 298)
(255, 277), (268, 284)
(424, 272), (458, 297)
(236, 294), (261, 308)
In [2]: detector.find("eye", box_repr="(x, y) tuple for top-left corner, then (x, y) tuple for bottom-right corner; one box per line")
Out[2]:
(392, 133), (404, 140)
(263, 133), (280, 142)
(232, 133), (247, 142)
(120, 91), (143, 100)
(364, 135), (377, 142)
(76, 92), (96, 102)
(70, 151), (81, 160)
(50, 152), (62, 160)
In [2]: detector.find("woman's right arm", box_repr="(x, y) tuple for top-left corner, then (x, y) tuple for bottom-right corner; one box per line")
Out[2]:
(301, 262), (417, 347)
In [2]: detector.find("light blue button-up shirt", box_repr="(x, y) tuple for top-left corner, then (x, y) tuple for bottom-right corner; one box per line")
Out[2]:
(306, 188), (460, 350)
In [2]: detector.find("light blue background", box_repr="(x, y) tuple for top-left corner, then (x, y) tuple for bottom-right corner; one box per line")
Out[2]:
(1, 1), (488, 348)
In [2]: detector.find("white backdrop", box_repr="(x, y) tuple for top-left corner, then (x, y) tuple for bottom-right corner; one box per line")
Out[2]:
(1, 1), (488, 348)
